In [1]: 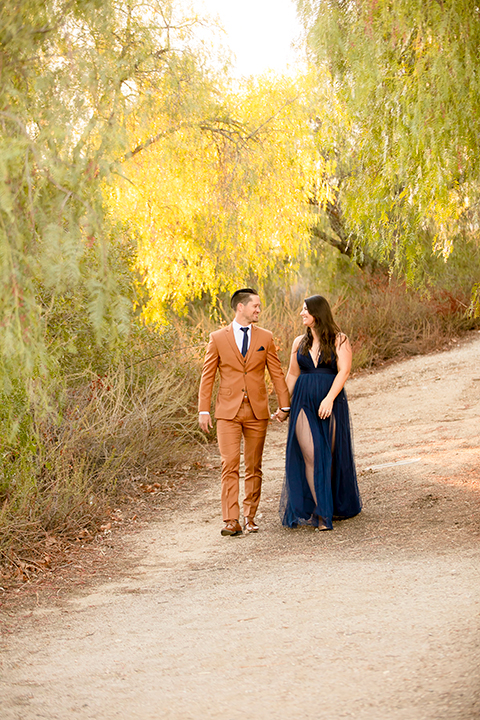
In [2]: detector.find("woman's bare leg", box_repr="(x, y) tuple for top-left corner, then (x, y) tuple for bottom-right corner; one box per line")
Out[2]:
(295, 409), (317, 505)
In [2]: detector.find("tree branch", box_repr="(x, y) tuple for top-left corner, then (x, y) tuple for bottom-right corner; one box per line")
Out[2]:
(121, 118), (247, 162)
(311, 225), (353, 257)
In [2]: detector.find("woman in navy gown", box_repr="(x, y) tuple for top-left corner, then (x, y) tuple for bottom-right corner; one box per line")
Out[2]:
(278, 295), (361, 530)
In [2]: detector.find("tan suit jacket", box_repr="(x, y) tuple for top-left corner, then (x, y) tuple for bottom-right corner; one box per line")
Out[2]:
(198, 323), (289, 420)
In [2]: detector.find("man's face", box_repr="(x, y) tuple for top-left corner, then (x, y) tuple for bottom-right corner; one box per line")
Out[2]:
(239, 295), (261, 324)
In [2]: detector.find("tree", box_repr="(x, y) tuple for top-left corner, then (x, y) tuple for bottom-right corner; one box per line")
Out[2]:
(0, 0), (215, 408)
(296, 0), (480, 291)
(111, 73), (327, 322)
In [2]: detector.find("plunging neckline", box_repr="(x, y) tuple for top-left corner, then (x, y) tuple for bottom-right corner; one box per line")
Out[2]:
(308, 349), (321, 368)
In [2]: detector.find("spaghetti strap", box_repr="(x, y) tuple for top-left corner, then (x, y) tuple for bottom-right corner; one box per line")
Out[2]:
(279, 349), (361, 529)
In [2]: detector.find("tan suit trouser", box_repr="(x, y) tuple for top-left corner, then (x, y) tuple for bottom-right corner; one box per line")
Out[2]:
(216, 399), (269, 522)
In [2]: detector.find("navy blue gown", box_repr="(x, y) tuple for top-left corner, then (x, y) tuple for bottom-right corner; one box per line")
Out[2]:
(279, 349), (362, 529)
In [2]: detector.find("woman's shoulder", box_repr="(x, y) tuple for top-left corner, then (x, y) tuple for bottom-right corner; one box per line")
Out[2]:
(335, 332), (351, 351)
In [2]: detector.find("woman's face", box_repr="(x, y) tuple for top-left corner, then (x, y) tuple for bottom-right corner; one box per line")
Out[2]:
(300, 303), (315, 328)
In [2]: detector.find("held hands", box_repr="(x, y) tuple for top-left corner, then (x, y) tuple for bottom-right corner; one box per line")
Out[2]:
(199, 412), (213, 433)
(318, 397), (333, 420)
(272, 408), (289, 423)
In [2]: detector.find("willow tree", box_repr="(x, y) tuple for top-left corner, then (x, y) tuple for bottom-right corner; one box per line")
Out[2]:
(0, 0), (227, 445)
(110, 74), (328, 323)
(297, 0), (480, 294)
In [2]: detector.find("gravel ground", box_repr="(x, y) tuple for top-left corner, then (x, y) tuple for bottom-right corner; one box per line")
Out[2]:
(1, 332), (480, 719)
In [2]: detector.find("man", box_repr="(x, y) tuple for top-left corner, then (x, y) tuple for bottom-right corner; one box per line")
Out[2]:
(198, 288), (290, 536)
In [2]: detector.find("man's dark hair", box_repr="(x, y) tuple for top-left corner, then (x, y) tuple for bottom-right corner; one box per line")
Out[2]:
(230, 288), (259, 310)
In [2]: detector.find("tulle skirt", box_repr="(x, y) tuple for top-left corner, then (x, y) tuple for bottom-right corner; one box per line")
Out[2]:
(279, 369), (362, 529)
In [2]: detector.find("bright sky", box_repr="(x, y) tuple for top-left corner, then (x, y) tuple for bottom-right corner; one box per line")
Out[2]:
(196, 0), (304, 77)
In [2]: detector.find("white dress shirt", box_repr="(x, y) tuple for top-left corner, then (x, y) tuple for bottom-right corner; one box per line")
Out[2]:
(232, 319), (251, 354)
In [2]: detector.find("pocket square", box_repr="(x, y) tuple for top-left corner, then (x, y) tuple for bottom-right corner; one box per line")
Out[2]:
(257, 346), (265, 351)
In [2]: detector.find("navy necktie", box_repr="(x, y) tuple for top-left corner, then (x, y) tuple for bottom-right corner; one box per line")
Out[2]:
(240, 327), (249, 357)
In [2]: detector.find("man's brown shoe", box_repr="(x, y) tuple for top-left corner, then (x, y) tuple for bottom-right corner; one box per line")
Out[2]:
(244, 518), (259, 533)
(221, 520), (242, 536)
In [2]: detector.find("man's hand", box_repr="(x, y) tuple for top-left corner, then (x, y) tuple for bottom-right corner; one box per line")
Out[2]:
(199, 412), (213, 432)
(273, 408), (289, 423)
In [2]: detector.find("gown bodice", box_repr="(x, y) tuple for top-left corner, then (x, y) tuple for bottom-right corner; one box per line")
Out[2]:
(297, 349), (337, 375)
(279, 345), (361, 529)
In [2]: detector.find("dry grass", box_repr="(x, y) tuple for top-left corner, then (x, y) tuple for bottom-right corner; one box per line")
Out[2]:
(334, 276), (475, 370)
(0, 354), (204, 578)
(1, 275), (477, 580)
(257, 276), (476, 371)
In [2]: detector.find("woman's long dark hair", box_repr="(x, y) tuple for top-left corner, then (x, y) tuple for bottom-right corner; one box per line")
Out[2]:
(299, 295), (342, 362)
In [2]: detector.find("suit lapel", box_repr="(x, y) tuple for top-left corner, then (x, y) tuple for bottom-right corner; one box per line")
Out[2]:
(225, 323), (245, 364)
(245, 325), (261, 364)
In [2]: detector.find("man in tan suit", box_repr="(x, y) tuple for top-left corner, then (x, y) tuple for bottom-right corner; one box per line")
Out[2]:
(198, 288), (290, 536)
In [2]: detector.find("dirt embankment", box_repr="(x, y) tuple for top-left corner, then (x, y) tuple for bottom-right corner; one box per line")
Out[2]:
(1, 333), (480, 719)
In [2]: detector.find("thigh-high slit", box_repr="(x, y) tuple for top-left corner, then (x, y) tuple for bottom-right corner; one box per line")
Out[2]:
(295, 409), (317, 505)
(279, 357), (362, 529)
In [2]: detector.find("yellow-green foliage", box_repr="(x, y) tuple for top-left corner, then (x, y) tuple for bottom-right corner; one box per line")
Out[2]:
(0, 0), (215, 403)
(298, 0), (480, 290)
(109, 73), (325, 322)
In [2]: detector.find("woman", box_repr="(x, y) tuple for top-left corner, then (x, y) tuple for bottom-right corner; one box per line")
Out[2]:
(278, 295), (361, 530)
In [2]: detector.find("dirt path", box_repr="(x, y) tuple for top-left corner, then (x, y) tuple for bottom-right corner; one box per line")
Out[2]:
(1, 333), (480, 719)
